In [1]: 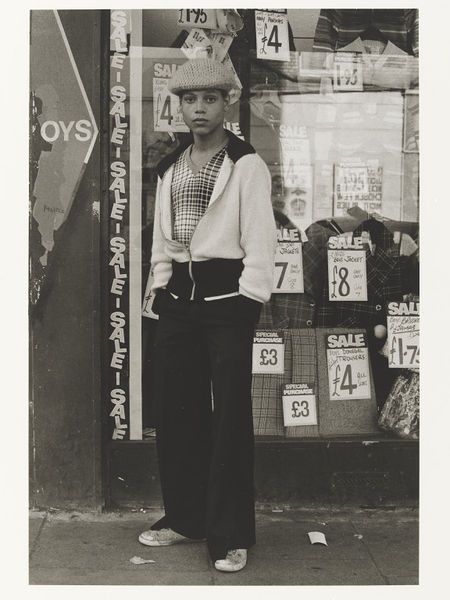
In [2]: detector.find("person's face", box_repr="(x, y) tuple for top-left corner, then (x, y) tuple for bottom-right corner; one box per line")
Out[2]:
(180, 89), (229, 136)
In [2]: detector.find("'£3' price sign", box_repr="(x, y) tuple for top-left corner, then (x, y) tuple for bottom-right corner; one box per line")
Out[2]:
(252, 331), (285, 374)
(282, 384), (318, 427)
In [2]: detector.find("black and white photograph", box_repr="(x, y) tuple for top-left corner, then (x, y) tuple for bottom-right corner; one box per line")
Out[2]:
(5, 0), (449, 594)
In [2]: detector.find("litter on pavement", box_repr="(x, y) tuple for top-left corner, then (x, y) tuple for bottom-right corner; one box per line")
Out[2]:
(307, 531), (328, 546)
(130, 556), (156, 565)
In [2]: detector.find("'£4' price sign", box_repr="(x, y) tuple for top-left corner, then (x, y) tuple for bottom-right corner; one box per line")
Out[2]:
(326, 336), (371, 401)
(255, 11), (290, 62)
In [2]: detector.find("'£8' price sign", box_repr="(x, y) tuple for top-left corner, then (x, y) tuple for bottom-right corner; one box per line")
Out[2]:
(252, 332), (285, 374)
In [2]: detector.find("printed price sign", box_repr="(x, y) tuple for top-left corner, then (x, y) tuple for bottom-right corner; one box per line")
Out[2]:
(387, 301), (420, 369)
(252, 331), (285, 374)
(255, 10), (290, 62)
(327, 237), (368, 302)
(282, 383), (317, 427)
(153, 78), (189, 133)
(177, 9), (218, 30)
(182, 29), (234, 62)
(181, 28), (213, 59)
(333, 54), (363, 91)
(334, 162), (382, 215)
(326, 333), (371, 401)
(273, 228), (304, 293)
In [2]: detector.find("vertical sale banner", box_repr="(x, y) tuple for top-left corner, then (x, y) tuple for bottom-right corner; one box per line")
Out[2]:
(108, 10), (131, 440)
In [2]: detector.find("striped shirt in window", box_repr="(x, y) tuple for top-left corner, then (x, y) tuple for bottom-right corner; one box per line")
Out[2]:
(312, 9), (419, 57)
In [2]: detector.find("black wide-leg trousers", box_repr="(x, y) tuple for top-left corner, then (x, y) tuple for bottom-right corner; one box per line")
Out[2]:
(149, 290), (258, 561)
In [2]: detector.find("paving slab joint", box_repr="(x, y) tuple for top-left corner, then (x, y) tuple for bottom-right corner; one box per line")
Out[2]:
(29, 512), (49, 559)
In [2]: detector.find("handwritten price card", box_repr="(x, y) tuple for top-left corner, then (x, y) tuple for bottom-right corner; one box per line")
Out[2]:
(282, 383), (317, 427)
(252, 331), (285, 374)
(177, 9), (217, 30)
(255, 10), (290, 62)
(387, 301), (420, 369)
(273, 228), (304, 294)
(327, 236), (368, 301)
(333, 53), (363, 91)
(326, 333), (371, 401)
(153, 77), (189, 133)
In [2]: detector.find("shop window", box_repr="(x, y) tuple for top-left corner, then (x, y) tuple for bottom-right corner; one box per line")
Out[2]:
(107, 9), (419, 442)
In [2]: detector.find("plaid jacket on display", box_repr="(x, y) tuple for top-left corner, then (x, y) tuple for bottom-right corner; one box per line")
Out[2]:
(251, 330), (292, 437)
(251, 329), (320, 438)
(270, 221), (338, 329)
(286, 329), (319, 438)
(331, 220), (410, 328)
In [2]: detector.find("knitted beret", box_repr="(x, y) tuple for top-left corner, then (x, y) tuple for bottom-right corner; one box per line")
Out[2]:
(168, 58), (237, 96)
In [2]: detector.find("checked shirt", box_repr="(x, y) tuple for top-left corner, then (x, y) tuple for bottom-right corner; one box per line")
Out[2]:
(171, 145), (227, 247)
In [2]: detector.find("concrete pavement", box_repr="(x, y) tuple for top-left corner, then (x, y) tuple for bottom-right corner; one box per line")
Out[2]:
(29, 507), (418, 585)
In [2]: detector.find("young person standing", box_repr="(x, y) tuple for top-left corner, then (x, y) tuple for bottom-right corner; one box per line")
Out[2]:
(139, 58), (277, 573)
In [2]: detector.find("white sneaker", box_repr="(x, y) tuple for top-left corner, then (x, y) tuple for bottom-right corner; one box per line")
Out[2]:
(214, 549), (248, 572)
(138, 528), (205, 547)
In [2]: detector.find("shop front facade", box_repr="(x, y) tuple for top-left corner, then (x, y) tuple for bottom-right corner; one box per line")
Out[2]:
(30, 8), (419, 511)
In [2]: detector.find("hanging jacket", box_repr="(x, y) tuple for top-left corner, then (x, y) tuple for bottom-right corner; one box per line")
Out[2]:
(149, 130), (277, 305)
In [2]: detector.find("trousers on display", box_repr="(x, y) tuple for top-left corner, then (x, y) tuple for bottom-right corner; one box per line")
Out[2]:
(149, 289), (258, 561)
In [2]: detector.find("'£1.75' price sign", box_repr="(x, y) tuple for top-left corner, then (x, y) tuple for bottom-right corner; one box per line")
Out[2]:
(326, 332), (371, 401)
(252, 331), (285, 374)
(387, 301), (420, 369)
(282, 383), (317, 427)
